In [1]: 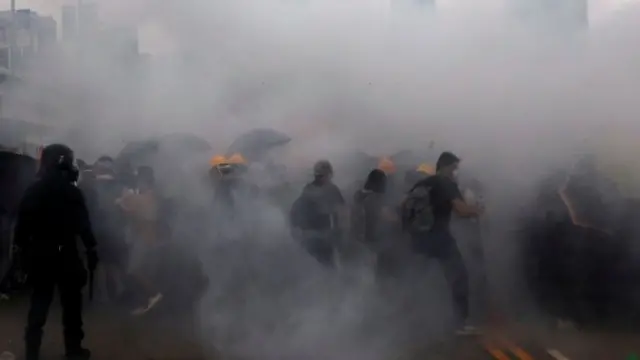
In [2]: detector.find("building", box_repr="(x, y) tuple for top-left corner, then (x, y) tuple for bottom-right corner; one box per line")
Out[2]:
(77, 1), (100, 45)
(61, 5), (77, 43)
(509, 0), (588, 31)
(0, 9), (58, 72)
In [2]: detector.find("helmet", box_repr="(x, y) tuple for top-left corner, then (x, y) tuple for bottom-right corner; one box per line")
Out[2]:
(227, 153), (247, 165)
(313, 160), (333, 177)
(416, 163), (435, 175)
(377, 157), (396, 174)
(40, 144), (74, 171)
(210, 155), (227, 167)
(39, 144), (77, 181)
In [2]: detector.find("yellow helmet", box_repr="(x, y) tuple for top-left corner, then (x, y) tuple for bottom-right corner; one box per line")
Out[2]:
(377, 157), (396, 174)
(227, 153), (247, 165)
(416, 163), (435, 175)
(209, 155), (227, 167)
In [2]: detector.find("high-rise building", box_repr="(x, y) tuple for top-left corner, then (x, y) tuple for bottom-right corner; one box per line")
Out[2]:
(0, 9), (59, 71)
(78, 1), (100, 43)
(61, 5), (77, 42)
(510, 0), (588, 31)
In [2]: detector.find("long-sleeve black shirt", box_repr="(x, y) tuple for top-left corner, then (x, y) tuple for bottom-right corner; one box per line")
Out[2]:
(14, 171), (96, 263)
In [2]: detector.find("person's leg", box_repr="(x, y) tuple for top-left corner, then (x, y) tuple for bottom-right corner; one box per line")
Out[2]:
(59, 278), (89, 359)
(25, 277), (56, 360)
(437, 236), (472, 333)
(130, 245), (163, 315)
(301, 233), (335, 268)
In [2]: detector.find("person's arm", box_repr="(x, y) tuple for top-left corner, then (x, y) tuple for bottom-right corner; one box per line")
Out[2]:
(71, 187), (97, 251)
(448, 181), (483, 218)
(13, 187), (35, 252)
(333, 185), (348, 230)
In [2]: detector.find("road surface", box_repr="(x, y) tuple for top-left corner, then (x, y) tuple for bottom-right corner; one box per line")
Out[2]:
(1, 295), (638, 360)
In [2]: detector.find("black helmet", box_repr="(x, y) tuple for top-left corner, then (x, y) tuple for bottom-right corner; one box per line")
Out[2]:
(313, 160), (333, 177)
(39, 144), (77, 179)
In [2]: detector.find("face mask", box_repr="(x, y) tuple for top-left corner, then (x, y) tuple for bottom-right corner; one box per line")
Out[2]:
(452, 169), (459, 180)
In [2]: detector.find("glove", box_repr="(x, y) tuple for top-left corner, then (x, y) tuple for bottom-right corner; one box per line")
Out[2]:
(86, 249), (99, 272)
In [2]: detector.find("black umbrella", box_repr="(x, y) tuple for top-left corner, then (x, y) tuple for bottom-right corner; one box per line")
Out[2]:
(226, 128), (291, 161)
(116, 133), (212, 167)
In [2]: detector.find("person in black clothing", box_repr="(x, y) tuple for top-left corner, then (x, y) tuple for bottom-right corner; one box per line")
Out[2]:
(408, 151), (482, 335)
(290, 160), (346, 268)
(87, 156), (128, 303)
(351, 169), (402, 276)
(14, 144), (98, 360)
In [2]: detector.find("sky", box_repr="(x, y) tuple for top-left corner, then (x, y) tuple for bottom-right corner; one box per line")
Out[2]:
(1, 0), (638, 53)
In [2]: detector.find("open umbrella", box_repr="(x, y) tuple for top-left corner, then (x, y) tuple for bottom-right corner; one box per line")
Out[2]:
(226, 128), (291, 161)
(116, 133), (212, 167)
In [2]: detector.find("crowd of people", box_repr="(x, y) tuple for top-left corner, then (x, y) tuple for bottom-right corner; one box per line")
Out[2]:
(11, 142), (486, 360)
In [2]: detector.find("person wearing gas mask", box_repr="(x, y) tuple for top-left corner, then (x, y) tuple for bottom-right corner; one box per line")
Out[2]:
(401, 151), (483, 335)
(14, 144), (98, 360)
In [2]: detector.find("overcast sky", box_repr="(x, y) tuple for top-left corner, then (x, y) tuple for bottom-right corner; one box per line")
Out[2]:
(1, 0), (637, 53)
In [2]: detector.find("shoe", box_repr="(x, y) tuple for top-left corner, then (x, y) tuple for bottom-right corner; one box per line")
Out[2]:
(456, 323), (482, 336)
(65, 347), (91, 360)
(131, 293), (163, 316)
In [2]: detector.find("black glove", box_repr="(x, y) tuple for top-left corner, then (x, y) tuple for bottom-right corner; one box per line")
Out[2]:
(86, 249), (99, 272)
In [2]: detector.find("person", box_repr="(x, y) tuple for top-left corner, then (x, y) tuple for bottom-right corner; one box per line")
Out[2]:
(117, 166), (163, 315)
(290, 160), (346, 268)
(351, 169), (401, 277)
(14, 144), (98, 360)
(84, 156), (128, 304)
(402, 151), (483, 335)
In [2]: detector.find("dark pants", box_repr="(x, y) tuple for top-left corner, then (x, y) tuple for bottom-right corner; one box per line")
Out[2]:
(25, 259), (87, 358)
(300, 230), (336, 268)
(412, 230), (470, 322)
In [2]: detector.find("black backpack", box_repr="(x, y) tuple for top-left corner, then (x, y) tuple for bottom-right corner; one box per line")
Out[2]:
(400, 183), (434, 234)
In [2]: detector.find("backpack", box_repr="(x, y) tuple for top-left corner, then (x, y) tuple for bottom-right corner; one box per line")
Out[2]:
(400, 183), (434, 234)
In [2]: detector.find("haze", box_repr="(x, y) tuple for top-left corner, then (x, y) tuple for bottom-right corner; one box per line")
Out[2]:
(2, 0), (640, 359)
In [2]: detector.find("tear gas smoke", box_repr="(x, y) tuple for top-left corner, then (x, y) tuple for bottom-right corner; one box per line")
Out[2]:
(3, 0), (640, 358)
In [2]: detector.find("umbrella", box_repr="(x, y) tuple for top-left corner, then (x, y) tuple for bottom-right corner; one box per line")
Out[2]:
(226, 128), (291, 161)
(116, 133), (212, 166)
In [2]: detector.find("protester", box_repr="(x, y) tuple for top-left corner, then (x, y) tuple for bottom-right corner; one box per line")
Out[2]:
(117, 166), (163, 316)
(14, 144), (97, 360)
(401, 151), (483, 335)
(290, 160), (346, 268)
(85, 156), (128, 304)
(351, 168), (403, 278)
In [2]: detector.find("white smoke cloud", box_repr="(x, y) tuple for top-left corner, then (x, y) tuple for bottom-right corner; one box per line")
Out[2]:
(3, 0), (640, 358)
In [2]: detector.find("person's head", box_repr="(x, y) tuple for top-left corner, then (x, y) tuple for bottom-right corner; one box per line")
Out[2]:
(93, 155), (115, 175)
(135, 166), (155, 191)
(38, 143), (78, 182)
(313, 160), (334, 183)
(436, 151), (460, 178)
(364, 168), (387, 193)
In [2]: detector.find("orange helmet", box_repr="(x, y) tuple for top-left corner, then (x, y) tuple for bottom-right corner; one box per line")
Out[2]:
(416, 163), (435, 175)
(227, 153), (247, 165)
(209, 155), (227, 167)
(377, 157), (396, 174)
